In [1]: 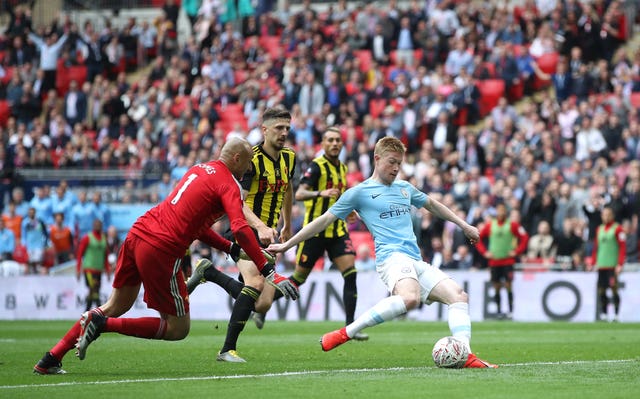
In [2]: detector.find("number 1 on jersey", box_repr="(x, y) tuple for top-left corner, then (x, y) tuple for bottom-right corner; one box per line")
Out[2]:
(171, 173), (197, 205)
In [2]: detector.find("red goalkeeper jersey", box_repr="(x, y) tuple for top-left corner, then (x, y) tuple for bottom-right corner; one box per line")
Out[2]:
(129, 161), (246, 258)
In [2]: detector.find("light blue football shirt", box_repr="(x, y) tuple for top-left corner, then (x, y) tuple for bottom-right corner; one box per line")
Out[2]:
(330, 178), (428, 264)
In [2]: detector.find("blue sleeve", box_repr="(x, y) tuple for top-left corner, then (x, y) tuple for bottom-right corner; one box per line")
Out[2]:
(405, 181), (427, 208)
(329, 186), (359, 220)
(52, 34), (69, 52)
(8, 231), (15, 250)
(28, 33), (44, 49)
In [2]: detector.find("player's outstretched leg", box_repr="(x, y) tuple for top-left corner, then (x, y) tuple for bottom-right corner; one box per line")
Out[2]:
(34, 308), (105, 374)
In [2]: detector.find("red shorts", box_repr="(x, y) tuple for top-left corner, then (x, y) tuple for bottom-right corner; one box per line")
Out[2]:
(112, 234), (189, 317)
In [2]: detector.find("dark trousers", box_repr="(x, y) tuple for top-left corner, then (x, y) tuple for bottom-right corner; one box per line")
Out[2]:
(42, 69), (57, 94)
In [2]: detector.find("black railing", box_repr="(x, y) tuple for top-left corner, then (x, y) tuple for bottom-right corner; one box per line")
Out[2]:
(63, 0), (158, 10)
(16, 168), (160, 201)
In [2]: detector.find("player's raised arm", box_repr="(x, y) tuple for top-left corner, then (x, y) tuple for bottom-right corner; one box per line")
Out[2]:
(267, 211), (338, 253)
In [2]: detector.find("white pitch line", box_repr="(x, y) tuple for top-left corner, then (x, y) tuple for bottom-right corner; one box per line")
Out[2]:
(4, 359), (636, 390)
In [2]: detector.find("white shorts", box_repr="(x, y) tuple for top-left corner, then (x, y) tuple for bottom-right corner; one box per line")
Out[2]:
(377, 252), (450, 304)
(27, 248), (43, 263)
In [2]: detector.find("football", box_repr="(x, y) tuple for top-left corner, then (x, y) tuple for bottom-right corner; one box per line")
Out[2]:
(431, 336), (469, 368)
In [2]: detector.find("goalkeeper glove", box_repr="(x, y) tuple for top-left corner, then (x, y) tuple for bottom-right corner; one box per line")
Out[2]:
(265, 270), (299, 300)
(229, 242), (242, 262)
(233, 243), (276, 265)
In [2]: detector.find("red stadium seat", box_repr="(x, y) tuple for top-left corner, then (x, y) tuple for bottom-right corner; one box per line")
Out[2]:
(354, 50), (372, 72)
(216, 102), (249, 132)
(84, 130), (97, 142)
(259, 36), (282, 59)
(453, 107), (468, 127)
(511, 44), (527, 57)
(55, 65), (87, 96)
(476, 79), (505, 117)
(536, 52), (559, 74)
(414, 49), (423, 63)
(152, 0), (181, 6)
(68, 65), (88, 85)
(322, 24), (337, 38)
(243, 37), (253, 51)
(170, 96), (189, 117)
(390, 50), (398, 65)
(532, 52), (559, 91)
(0, 66), (13, 85)
(216, 120), (234, 134)
(630, 92), (640, 109)
(369, 99), (387, 119)
(508, 79), (525, 102)
(349, 231), (375, 261)
(0, 100), (10, 127)
(390, 98), (406, 112)
(482, 62), (496, 79)
(50, 149), (61, 168)
(233, 69), (249, 85)
(223, 103), (243, 115)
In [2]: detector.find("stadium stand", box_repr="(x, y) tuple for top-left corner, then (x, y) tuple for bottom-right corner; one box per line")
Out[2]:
(1, 0), (639, 275)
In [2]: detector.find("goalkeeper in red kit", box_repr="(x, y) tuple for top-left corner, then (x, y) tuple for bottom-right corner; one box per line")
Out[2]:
(33, 138), (298, 374)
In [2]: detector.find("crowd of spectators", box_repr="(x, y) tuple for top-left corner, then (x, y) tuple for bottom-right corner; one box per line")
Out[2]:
(0, 0), (639, 275)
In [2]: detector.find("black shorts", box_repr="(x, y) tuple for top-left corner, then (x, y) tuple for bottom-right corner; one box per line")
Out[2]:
(83, 270), (102, 290)
(490, 265), (514, 283)
(296, 235), (356, 268)
(597, 268), (618, 289)
(224, 227), (268, 249)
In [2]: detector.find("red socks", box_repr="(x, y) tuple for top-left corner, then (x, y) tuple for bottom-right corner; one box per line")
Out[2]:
(105, 317), (167, 339)
(49, 308), (168, 362)
(50, 308), (105, 360)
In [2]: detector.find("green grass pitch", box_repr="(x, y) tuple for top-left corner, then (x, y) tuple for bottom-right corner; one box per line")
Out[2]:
(1, 320), (639, 398)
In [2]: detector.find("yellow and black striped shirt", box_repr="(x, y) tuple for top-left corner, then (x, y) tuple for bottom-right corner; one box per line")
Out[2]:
(241, 144), (296, 229)
(300, 155), (348, 238)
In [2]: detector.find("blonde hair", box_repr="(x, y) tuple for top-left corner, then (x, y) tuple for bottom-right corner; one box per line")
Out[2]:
(374, 137), (406, 158)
